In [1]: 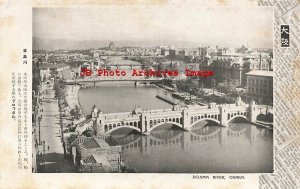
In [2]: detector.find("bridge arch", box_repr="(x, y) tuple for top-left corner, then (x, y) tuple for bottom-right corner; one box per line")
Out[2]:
(105, 125), (141, 134)
(227, 115), (248, 123)
(148, 121), (183, 133)
(190, 118), (220, 128)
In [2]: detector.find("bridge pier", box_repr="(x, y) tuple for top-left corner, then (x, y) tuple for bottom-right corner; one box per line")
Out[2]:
(249, 100), (259, 123)
(220, 105), (229, 127)
(141, 113), (146, 133)
(182, 108), (192, 131)
(94, 123), (106, 136)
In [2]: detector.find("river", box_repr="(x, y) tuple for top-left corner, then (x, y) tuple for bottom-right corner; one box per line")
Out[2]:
(78, 82), (273, 173)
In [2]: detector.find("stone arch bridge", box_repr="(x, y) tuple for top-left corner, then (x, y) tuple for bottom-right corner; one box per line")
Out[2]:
(91, 98), (259, 136)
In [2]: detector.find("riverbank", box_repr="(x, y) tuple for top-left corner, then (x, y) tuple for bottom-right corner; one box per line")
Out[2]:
(153, 82), (209, 106)
(254, 121), (273, 130)
(65, 84), (81, 111)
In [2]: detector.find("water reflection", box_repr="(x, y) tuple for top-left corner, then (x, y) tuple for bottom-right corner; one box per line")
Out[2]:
(112, 123), (273, 173)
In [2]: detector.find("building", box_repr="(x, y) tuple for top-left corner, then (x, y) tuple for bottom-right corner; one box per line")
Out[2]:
(70, 136), (122, 172)
(169, 49), (176, 58)
(161, 48), (170, 56)
(200, 55), (244, 87)
(40, 67), (51, 82)
(246, 70), (273, 104)
(217, 48), (236, 56)
(197, 47), (208, 60)
(243, 54), (272, 71)
(199, 47), (273, 87)
(38, 63), (70, 80)
(178, 49), (186, 58)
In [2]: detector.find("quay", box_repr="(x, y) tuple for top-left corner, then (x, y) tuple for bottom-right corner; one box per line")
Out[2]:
(155, 95), (177, 105)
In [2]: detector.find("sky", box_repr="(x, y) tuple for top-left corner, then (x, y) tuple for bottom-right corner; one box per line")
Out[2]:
(33, 6), (273, 49)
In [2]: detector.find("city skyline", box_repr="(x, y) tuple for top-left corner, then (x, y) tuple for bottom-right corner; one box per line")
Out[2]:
(33, 6), (273, 50)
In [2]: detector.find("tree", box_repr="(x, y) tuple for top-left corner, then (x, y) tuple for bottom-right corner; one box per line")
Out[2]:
(70, 105), (81, 119)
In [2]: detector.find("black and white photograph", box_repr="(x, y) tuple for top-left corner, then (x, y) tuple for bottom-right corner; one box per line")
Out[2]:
(32, 6), (273, 173)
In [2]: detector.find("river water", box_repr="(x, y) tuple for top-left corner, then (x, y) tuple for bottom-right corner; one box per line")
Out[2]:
(78, 82), (273, 173)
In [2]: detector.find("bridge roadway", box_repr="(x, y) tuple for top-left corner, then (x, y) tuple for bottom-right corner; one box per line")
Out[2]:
(103, 64), (142, 69)
(90, 97), (260, 136)
(65, 76), (164, 85)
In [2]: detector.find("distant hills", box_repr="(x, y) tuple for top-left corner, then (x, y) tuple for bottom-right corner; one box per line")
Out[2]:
(33, 37), (211, 50)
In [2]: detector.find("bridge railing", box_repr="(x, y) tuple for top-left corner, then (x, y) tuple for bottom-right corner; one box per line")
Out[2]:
(144, 108), (174, 113)
(65, 76), (165, 83)
(100, 113), (140, 120)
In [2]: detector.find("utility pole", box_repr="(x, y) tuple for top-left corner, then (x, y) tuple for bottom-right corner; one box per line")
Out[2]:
(212, 78), (215, 95)
(38, 116), (41, 144)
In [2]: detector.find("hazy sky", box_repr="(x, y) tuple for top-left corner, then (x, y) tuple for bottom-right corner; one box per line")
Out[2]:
(33, 6), (273, 48)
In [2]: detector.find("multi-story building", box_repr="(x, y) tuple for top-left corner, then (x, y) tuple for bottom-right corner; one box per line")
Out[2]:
(197, 47), (207, 61)
(169, 49), (176, 58)
(243, 54), (272, 71)
(199, 46), (273, 87)
(40, 67), (51, 82)
(177, 49), (185, 57)
(246, 70), (273, 104)
(199, 55), (244, 86)
(162, 49), (169, 56)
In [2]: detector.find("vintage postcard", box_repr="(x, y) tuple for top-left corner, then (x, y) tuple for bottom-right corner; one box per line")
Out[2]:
(0, 0), (299, 188)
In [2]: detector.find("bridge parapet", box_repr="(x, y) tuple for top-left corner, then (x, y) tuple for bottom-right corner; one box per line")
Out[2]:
(142, 108), (174, 114)
(65, 76), (164, 84)
(209, 102), (217, 109)
(147, 110), (182, 117)
(185, 104), (208, 109)
(98, 112), (136, 119)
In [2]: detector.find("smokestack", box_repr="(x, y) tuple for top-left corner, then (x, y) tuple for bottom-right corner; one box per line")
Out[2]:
(259, 54), (262, 70)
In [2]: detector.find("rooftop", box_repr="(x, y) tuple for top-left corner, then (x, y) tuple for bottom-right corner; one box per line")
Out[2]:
(81, 138), (100, 149)
(82, 154), (111, 171)
(85, 154), (110, 166)
(80, 138), (110, 149)
(245, 70), (273, 77)
(39, 63), (69, 70)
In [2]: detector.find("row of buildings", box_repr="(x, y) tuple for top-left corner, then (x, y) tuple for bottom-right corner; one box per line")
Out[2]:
(33, 44), (271, 62)
(34, 44), (273, 104)
(195, 46), (273, 104)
